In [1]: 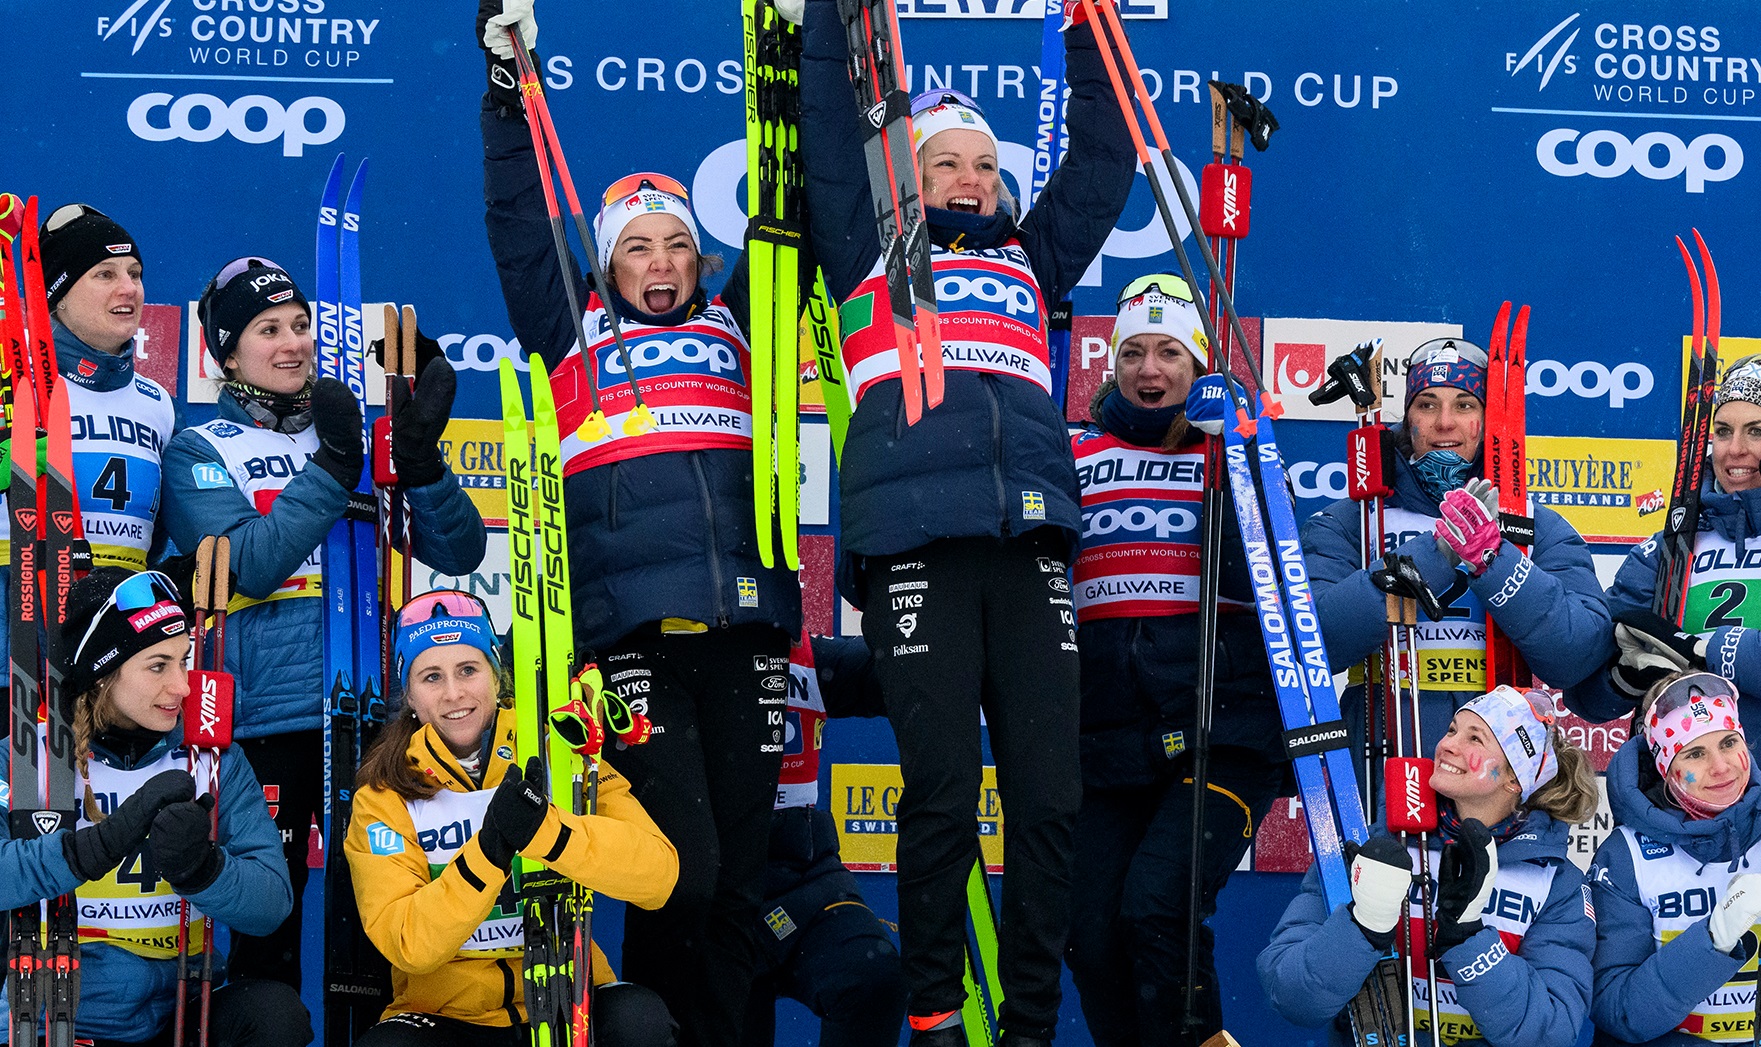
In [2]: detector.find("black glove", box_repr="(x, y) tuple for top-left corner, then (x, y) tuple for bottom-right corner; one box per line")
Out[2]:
(309, 378), (365, 490)
(62, 769), (195, 882)
(1610, 607), (1708, 701)
(476, 757), (549, 870)
(477, 0), (526, 113)
(370, 324), (446, 378)
(390, 357), (457, 489)
(146, 793), (224, 893)
(1432, 818), (1498, 953)
(1370, 552), (1446, 623)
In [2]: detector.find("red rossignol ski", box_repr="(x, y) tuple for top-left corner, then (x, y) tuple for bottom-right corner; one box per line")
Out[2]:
(1483, 302), (1534, 690)
(175, 535), (235, 1047)
(1657, 232), (1719, 625)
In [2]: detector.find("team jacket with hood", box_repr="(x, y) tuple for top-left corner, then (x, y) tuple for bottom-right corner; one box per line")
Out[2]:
(160, 389), (487, 738)
(1565, 484), (1761, 726)
(798, 0), (1135, 608)
(1258, 811), (1594, 1047)
(0, 727), (290, 1042)
(345, 706), (679, 1027)
(1302, 446), (1610, 749)
(1588, 734), (1761, 1046)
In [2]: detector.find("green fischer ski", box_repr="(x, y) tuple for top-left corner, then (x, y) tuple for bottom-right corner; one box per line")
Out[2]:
(807, 267), (850, 463)
(958, 856), (1003, 1047)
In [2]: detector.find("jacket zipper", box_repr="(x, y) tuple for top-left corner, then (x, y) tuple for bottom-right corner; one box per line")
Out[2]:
(691, 453), (731, 626)
(989, 376), (1009, 536)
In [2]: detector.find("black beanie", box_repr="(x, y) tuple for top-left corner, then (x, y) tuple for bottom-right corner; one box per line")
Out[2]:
(40, 204), (141, 309)
(59, 568), (190, 697)
(197, 257), (311, 368)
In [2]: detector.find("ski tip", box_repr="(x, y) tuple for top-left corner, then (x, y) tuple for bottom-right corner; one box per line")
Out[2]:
(576, 410), (611, 443)
(624, 404), (657, 436)
(0, 194), (23, 243)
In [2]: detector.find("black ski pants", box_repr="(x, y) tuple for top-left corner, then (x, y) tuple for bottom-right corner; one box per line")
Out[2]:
(352, 983), (675, 1047)
(1064, 748), (1283, 1047)
(861, 532), (1081, 1042)
(86, 977), (313, 1046)
(602, 623), (791, 1047)
(227, 729), (324, 990)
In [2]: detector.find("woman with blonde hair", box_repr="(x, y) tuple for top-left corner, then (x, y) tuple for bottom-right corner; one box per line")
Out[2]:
(1259, 685), (1599, 1046)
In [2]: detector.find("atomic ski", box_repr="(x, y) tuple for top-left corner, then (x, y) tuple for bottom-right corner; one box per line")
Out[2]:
(1659, 232), (1719, 627)
(317, 153), (391, 1043)
(835, 0), (941, 424)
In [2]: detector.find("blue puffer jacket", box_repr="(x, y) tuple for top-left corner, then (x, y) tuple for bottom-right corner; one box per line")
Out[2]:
(0, 728), (293, 1042)
(1259, 812), (1594, 1047)
(159, 390), (487, 738)
(480, 100), (801, 654)
(799, 0), (1135, 608)
(1564, 485), (1761, 726)
(1302, 445), (1611, 750)
(1588, 735), (1761, 1045)
(0, 319), (185, 665)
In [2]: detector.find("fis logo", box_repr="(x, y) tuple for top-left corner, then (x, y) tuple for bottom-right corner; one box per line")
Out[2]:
(1507, 13), (1581, 91)
(99, 1), (176, 55)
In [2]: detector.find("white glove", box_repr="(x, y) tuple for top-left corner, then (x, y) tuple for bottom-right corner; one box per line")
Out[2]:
(1709, 873), (1761, 953)
(1348, 835), (1414, 936)
(773, 0), (805, 26)
(483, 0), (537, 60)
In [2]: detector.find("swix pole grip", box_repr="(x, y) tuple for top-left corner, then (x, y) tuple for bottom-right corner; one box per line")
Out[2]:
(183, 672), (234, 749)
(1347, 424), (1395, 501)
(1384, 757), (1437, 832)
(1199, 163), (1252, 240)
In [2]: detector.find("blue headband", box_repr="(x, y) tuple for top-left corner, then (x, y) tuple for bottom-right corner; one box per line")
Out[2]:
(393, 614), (500, 688)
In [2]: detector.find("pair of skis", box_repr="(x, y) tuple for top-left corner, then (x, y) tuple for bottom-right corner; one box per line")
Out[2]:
(173, 535), (235, 1047)
(316, 153), (392, 1043)
(505, 27), (652, 443)
(1081, 2), (1407, 1042)
(835, 0), (942, 424)
(743, 0), (848, 569)
(1483, 303), (1533, 690)
(499, 356), (651, 1046)
(1657, 231), (1720, 626)
(4, 193), (92, 1047)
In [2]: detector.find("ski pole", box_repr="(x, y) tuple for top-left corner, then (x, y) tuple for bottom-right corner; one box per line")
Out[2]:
(506, 27), (654, 439)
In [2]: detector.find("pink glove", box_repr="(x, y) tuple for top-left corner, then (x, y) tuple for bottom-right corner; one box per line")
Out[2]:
(1434, 479), (1502, 576)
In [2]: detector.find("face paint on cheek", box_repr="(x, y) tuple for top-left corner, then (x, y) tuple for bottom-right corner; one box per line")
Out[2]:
(1683, 771), (1698, 785)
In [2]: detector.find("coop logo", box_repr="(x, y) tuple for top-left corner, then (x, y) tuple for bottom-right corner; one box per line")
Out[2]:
(599, 333), (743, 384)
(440, 332), (526, 372)
(1289, 461), (1348, 501)
(1507, 12), (1582, 90)
(1536, 129), (1742, 194)
(99, 0), (176, 55)
(934, 270), (1040, 327)
(1526, 358), (1654, 407)
(1271, 342), (1326, 397)
(127, 93), (346, 157)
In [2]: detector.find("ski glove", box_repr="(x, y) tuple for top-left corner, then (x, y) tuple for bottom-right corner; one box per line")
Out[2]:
(1434, 479), (1502, 576)
(146, 794), (224, 894)
(1346, 833), (1413, 949)
(1709, 872), (1761, 955)
(309, 378), (365, 491)
(1431, 818), (1498, 953)
(390, 358), (458, 489)
(1610, 607), (1709, 701)
(62, 769), (195, 882)
(479, 0), (536, 59)
(1370, 553), (1446, 623)
(1184, 373), (1229, 436)
(476, 757), (549, 871)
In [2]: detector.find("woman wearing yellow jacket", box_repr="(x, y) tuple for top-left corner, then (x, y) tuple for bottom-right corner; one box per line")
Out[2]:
(345, 589), (681, 1046)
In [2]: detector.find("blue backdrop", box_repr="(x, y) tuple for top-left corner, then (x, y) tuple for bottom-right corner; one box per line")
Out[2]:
(6, 1), (1757, 1041)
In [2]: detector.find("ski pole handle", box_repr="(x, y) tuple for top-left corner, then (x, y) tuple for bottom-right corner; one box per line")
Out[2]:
(1384, 757), (1437, 833)
(182, 672), (234, 750)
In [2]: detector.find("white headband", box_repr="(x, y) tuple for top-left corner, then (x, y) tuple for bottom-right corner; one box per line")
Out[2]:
(911, 102), (1000, 156)
(594, 188), (701, 264)
(1111, 290), (1209, 368)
